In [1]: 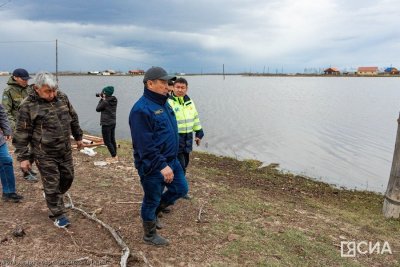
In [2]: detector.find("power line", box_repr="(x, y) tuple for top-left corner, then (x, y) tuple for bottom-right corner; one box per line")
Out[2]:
(0, 40), (53, 43)
(58, 40), (154, 67)
(0, 39), (155, 68)
(0, 0), (12, 8)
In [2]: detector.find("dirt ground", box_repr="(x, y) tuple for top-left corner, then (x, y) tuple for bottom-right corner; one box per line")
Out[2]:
(1, 141), (400, 267)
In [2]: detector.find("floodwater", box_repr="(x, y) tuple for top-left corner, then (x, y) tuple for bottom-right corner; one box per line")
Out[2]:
(1, 75), (399, 192)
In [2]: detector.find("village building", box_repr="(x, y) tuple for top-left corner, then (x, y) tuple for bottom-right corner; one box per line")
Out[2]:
(384, 67), (399, 75)
(323, 67), (340, 75)
(356, 67), (379, 76)
(0, 71), (10, 76)
(129, 69), (145, 75)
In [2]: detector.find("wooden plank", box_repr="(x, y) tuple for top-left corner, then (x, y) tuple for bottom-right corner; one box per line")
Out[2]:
(71, 134), (104, 149)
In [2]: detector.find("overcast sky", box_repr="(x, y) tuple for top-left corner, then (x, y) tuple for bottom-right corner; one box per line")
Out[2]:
(0, 0), (399, 73)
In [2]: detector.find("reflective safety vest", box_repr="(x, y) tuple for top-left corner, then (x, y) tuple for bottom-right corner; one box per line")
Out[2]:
(168, 94), (202, 134)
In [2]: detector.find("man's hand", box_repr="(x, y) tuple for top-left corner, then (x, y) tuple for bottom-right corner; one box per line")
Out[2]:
(195, 137), (201, 146)
(161, 165), (174, 183)
(20, 160), (31, 173)
(76, 140), (84, 150)
(4, 135), (12, 141)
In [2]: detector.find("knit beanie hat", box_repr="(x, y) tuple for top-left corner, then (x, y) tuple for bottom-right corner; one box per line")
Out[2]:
(102, 86), (114, 96)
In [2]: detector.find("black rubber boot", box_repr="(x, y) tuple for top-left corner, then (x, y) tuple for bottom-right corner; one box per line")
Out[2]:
(143, 221), (169, 246)
(156, 216), (164, 230)
(155, 203), (170, 229)
(161, 206), (171, 213)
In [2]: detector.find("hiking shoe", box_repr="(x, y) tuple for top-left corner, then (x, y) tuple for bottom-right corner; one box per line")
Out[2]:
(2, 192), (24, 203)
(23, 171), (38, 182)
(161, 207), (171, 213)
(29, 169), (38, 176)
(54, 216), (71, 228)
(182, 194), (192, 200)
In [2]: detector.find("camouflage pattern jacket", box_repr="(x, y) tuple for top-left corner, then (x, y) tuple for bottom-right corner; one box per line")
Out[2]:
(13, 90), (83, 161)
(2, 77), (33, 130)
(0, 104), (12, 147)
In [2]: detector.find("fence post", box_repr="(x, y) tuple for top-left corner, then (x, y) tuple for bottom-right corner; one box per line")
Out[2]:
(383, 113), (400, 218)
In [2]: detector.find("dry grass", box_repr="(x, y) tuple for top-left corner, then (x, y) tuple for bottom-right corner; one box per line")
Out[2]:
(0, 142), (399, 266)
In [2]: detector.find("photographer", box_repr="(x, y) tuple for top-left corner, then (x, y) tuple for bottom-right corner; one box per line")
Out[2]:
(96, 86), (118, 162)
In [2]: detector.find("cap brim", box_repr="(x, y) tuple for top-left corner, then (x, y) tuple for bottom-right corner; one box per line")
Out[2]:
(159, 75), (176, 81)
(21, 77), (31, 81)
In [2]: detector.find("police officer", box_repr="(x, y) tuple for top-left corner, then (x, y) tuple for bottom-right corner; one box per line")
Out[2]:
(129, 66), (188, 246)
(168, 77), (204, 177)
(2, 68), (38, 182)
(13, 71), (83, 228)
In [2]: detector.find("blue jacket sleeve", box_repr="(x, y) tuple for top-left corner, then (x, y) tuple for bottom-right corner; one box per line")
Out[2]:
(129, 108), (168, 175)
(195, 129), (204, 139)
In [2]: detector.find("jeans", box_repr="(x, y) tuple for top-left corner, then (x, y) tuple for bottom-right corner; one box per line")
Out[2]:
(0, 143), (16, 194)
(102, 124), (117, 157)
(139, 158), (188, 221)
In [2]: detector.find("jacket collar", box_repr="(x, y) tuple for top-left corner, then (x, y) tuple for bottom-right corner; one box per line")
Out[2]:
(29, 89), (60, 103)
(6, 77), (27, 89)
(170, 93), (191, 104)
(143, 87), (168, 105)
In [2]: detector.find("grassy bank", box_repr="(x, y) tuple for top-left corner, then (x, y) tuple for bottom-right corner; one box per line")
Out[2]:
(1, 139), (399, 266)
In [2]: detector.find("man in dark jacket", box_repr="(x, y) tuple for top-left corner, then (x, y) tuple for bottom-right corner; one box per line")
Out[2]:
(96, 86), (118, 162)
(129, 66), (188, 246)
(13, 71), (83, 229)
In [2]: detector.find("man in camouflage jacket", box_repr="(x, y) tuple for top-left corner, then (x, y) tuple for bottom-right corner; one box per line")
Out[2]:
(2, 68), (33, 130)
(2, 68), (37, 181)
(13, 71), (83, 228)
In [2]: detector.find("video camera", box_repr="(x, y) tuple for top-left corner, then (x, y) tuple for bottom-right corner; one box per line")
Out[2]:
(95, 92), (103, 97)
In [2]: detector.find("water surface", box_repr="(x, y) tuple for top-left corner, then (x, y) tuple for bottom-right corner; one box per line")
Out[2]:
(1, 75), (398, 192)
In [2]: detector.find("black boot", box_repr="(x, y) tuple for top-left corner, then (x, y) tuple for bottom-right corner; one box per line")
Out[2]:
(143, 221), (169, 246)
(156, 216), (164, 230)
(155, 203), (170, 229)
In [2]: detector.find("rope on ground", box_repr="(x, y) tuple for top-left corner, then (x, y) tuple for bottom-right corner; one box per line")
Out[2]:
(66, 193), (133, 267)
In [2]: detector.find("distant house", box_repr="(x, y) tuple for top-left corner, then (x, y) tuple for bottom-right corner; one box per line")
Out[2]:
(384, 67), (399, 75)
(88, 71), (100, 75)
(129, 69), (145, 75)
(105, 70), (116, 74)
(324, 67), (340, 75)
(357, 67), (378, 76)
(0, 71), (10, 76)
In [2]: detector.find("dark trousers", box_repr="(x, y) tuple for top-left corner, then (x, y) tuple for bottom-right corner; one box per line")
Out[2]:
(102, 124), (117, 157)
(139, 159), (188, 221)
(177, 152), (190, 174)
(35, 152), (74, 219)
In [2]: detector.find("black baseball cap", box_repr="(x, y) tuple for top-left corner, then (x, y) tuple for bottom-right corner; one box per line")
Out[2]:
(143, 67), (176, 83)
(12, 68), (31, 80)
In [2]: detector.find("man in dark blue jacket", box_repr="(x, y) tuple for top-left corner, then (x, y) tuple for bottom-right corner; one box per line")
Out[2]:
(129, 66), (188, 246)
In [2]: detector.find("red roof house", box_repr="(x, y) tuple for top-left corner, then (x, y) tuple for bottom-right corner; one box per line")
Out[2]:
(357, 67), (378, 75)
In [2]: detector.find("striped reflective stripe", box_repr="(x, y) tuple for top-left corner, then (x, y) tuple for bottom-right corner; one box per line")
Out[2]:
(177, 119), (194, 124)
(178, 126), (191, 132)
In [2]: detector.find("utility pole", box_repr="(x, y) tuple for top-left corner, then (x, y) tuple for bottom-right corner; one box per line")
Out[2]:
(56, 39), (58, 83)
(223, 64), (225, 80)
(383, 112), (400, 218)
